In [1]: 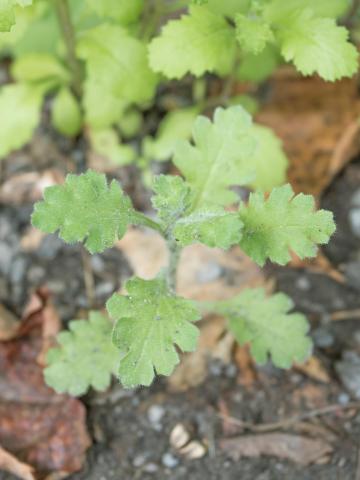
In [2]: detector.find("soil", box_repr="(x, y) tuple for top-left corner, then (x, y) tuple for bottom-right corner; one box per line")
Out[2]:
(1, 126), (360, 480)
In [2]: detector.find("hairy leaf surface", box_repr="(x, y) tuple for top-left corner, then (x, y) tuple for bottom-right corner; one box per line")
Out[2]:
(107, 277), (200, 388)
(174, 106), (256, 208)
(213, 288), (312, 368)
(152, 175), (193, 227)
(239, 184), (336, 266)
(174, 207), (243, 249)
(32, 170), (133, 253)
(45, 312), (118, 396)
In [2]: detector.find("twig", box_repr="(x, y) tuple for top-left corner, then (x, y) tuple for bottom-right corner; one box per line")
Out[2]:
(331, 309), (360, 321)
(53, 0), (83, 97)
(80, 247), (96, 308)
(217, 401), (360, 434)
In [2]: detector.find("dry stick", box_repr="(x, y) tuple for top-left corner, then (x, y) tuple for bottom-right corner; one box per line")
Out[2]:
(53, 0), (82, 98)
(217, 401), (360, 434)
(331, 309), (360, 321)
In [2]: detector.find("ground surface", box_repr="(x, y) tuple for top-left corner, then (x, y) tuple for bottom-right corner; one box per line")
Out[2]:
(1, 95), (360, 480)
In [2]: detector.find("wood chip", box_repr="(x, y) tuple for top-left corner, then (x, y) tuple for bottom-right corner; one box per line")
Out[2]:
(0, 446), (35, 480)
(220, 433), (333, 465)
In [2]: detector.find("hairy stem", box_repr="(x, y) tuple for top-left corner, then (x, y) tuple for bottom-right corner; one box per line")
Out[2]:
(166, 238), (181, 292)
(53, 0), (82, 97)
(131, 211), (164, 234)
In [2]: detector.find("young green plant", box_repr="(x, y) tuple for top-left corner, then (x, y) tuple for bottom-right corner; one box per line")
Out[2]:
(32, 106), (336, 393)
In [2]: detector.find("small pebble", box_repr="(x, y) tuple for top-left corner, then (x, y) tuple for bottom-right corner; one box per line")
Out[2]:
(295, 276), (311, 291)
(338, 392), (350, 405)
(162, 452), (179, 468)
(143, 463), (158, 473)
(313, 327), (334, 348)
(147, 405), (165, 424)
(133, 454), (147, 468)
(349, 208), (360, 238)
(336, 351), (360, 398)
(196, 262), (223, 283)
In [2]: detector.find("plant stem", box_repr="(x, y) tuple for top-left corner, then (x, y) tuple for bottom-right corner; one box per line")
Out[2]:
(53, 0), (82, 97)
(131, 211), (165, 235)
(166, 237), (181, 292)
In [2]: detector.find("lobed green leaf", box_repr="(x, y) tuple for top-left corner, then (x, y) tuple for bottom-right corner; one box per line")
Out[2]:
(148, 5), (236, 79)
(239, 184), (336, 266)
(32, 170), (133, 253)
(213, 288), (312, 368)
(45, 312), (118, 396)
(174, 106), (257, 208)
(107, 277), (200, 388)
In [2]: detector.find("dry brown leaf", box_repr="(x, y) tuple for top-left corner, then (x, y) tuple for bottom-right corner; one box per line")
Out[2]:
(0, 170), (64, 205)
(0, 304), (20, 341)
(256, 73), (360, 196)
(118, 227), (265, 301)
(0, 445), (35, 480)
(0, 290), (91, 478)
(168, 315), (227, 391)
(220, 433), (333, 465)
(234, 344), (258, 387)
(295, 356), (330, 384)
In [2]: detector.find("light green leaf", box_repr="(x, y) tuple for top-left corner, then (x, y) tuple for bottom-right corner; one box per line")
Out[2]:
(0, 0), (31, 32)
(174, 106), (256, 208)
(89, 127), (136, 166)
(248, 125), (288, 190)
(32, 170), (133, 253)
(45, 312), (118, 396)
(239, 184), (336, 266)
(86, 0), (144, 24)
(11, 53), (69, 84)
(143, 107), (199, 162)
(82, 78), (128, 129)
(151, 175), (193, 227)
(235, 13), (274, 54)
(237, 44), (280, 83)
(51, 87), (82, 137)
(0, 0), (15, 32)
(206, 0), (250, 16)
(0, 82), (47, 158)
(174, 207), (243, 249)
(148, 5), (236, 79)
(275, 10), (358, 81)
(107, 277), (200, 388)
(265, 0), (350, 23)
(78, 24), (157, 128)
(214, 288), (312, 368)
(117, 109), (143, 139)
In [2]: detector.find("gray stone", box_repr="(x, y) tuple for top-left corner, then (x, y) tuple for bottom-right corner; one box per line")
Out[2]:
(313, 327), (334, 348)
(0, 243), (15, 274)
(196, 262), (223, 284)
(147, 405), (165, 424)
(10, 256), (28, 284)
(162, 452), (179, 468)
(349, 208), (360, 238)
(336, 351), (360, 398)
